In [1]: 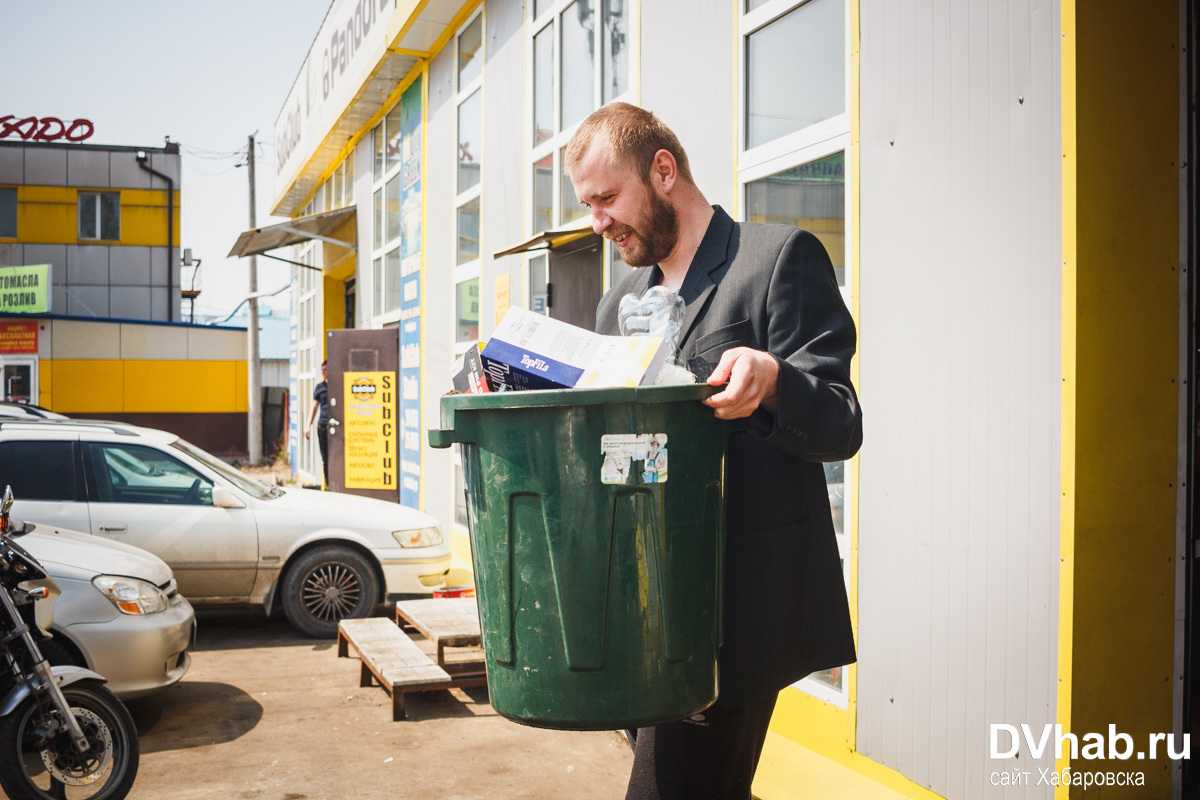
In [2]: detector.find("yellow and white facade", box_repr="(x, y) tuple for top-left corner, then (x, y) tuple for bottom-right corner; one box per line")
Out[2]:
(274, 0), (1196, 797)
(0, 140), (249, 454)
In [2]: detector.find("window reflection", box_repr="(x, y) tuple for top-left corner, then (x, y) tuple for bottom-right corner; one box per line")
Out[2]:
(560, 146), (588, 224)
(560, 0), (595, 131)
(386, 105), (403, 172)
(456, 278), (480, 342)
(533, 154), (553, 233)
(534, 25), (555, 146)
(457, 198), (480, 265)
(601, 0), (627, 103)
(745, 151), (845, 286)
(458, 14), (483, 88)
(528, 254), (548, 315)
(458, 90), (483, 194)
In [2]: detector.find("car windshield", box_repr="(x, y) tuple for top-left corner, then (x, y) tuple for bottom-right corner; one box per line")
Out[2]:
(170, 439), (280, 500)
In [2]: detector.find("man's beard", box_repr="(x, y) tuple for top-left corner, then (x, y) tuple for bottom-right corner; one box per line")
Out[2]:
(616, 190), (679, 267)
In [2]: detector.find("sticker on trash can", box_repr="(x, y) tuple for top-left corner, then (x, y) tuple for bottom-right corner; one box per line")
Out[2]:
(601, 434), (668, 484)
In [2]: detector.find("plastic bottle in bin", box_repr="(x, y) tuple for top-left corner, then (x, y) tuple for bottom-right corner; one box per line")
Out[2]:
(618, 286), (696, 384)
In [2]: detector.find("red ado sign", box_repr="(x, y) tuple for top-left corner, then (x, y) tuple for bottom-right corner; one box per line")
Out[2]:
(0, 116), (94, 143)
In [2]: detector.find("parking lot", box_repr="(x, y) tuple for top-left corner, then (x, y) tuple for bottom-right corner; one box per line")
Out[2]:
(115, 608), (632, 800)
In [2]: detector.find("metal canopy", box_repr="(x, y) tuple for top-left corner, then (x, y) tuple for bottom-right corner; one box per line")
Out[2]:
(228, 207), (356, 258)
(493, 216), (597, 258)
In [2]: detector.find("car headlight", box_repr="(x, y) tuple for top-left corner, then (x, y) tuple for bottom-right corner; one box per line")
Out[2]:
(392, 527), (443, 548)
(92, 576), (168, 615)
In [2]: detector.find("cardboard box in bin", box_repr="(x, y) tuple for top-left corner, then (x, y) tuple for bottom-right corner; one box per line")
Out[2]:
(482, 307), (668, 391)
(450, 343), (491, 393)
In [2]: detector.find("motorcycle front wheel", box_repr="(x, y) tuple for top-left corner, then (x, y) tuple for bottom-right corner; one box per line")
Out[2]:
(0, 680), (139, 800)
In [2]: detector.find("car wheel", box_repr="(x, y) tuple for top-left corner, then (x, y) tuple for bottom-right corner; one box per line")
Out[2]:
(281, 546), (380, 638)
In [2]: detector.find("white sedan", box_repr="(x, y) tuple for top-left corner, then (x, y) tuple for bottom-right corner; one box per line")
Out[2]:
(0, 419), (452, 637)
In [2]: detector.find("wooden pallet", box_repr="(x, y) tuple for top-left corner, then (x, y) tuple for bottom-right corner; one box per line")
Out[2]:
(394, 597), (484, 674)
(337, 618), (485, 721)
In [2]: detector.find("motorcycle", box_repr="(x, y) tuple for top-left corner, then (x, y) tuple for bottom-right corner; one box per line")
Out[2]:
(0, 486), (139, 799)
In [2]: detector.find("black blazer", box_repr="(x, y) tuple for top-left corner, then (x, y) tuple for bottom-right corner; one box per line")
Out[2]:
(596, 206), (862, 709)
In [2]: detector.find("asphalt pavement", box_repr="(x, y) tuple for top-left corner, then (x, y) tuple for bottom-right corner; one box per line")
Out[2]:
(120, 608), (632, 800)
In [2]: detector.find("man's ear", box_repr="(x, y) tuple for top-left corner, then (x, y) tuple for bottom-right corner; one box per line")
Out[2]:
(649, 149), (678, 192)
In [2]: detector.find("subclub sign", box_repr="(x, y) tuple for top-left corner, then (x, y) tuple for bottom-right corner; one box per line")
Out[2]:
(1, 116), (95, 143)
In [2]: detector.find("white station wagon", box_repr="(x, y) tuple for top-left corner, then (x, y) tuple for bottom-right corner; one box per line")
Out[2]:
(0, 419), (452, 637)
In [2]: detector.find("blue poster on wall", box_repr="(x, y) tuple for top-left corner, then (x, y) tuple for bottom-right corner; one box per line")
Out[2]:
(398, 76), (422, 509)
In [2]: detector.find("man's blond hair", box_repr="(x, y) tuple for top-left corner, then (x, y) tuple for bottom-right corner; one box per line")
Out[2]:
(564, 102), (694, 185)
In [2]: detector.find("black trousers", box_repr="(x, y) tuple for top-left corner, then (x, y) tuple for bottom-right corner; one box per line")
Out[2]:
(624, 692), (778, 800)
(316, 423), (329, 486)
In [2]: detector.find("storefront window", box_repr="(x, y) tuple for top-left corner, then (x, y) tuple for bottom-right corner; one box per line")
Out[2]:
(385, 105), (403, 172)
(386, 176), (401, 243)
(533, 154), (553, 233)
(373, 189), (382, 250)
(456, 278), (480, 342)
(560, 0), (595, 131)
(373, 122), (384, 182)
(384, 248), (400, 313)
(745, 0), (844, 150)
(533, 25), (554, 146)
(458, 89), (482, 194)
(458, 14), (483, 87)
(601, 0), (628, 103)
(457, 199), (480, 265)
(559, 146), (587, 224)
(745, 151), (845, 286)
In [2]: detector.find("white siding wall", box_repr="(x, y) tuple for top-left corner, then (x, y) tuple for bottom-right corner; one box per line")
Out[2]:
(856, 2), (1062, 798)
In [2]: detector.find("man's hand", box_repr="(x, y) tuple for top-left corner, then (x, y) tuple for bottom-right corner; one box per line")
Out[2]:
(304, 427), (311, 440)
(703, 347), (780, 419)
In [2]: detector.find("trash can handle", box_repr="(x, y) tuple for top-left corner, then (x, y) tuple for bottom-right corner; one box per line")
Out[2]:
(427, 410), (477, 448)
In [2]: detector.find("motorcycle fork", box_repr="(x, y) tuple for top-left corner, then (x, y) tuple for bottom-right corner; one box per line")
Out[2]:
(0, 587), (89, 753)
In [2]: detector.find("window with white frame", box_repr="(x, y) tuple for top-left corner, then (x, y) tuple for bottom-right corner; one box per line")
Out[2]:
(319, 155), (354, 213)
(295, 241), (321, 481)
(526, 0), (634, 310)
(78, 191), (120, 241)
(739, 0), (852, 706)
(455, 9), (484, 347)
(371, 102), (405, 320)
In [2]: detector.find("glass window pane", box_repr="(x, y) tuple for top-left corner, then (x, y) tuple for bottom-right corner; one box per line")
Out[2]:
(386, 176), (401, 243)
(0, 188), (16, 238)
(100, 193), (119, 240)
(823, 460), (845, 536)
(456, 278), (480, 342)
(90, 444), (212, 506)
(601, 0), (628, 103)
(745, 0), (770, 11)
(373, 256), (383, 317)
(528, 254), (548, 315)
(344, 153), (354, 204)
(385, 248), (400, 313)
(458, 14), (483, 89)
(457, 197), (480, 265)
(386, 104), (403, 173)
(559, 146), (587, 224)
(809, 665), (844, 692)
(561, 0), (596, 131)
(534, 0), (553, 20)
(0, 441), (75, 501)
(457, 89), (483, 194)
(533, 154), (553, 233)
(746, 0), (845, 149)
(78, 192), (97, 238)
(533, 24), (554, 146)
(333, 161), (345, 209)
(373, 189), (383, 250)
(373, 122), (384, 181)
(745, 151), (845, 285)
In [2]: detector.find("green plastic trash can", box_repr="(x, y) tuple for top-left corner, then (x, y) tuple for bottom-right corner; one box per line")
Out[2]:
(428, 383), (735, 730)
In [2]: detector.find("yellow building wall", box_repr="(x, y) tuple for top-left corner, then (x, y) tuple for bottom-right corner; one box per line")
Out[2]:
(48, 359), (247, 414)
(1063, 1), (1179, 798)
(10, 185), (179, 246)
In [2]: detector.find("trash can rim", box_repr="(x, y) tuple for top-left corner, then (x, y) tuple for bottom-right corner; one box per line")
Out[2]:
(439, 383), (718, 413)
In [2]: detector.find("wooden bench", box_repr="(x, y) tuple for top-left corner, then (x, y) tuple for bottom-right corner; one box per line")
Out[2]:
(394, 597), (484, 675)
(337, 617), (484, 721)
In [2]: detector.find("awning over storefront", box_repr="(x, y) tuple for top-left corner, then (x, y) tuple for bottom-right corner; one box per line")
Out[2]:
(227, 207), (356, 258)
(493, 216), (597, 258)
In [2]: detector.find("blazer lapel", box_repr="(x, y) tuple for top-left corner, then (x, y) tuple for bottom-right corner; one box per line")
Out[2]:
(676, 207), (734, 346)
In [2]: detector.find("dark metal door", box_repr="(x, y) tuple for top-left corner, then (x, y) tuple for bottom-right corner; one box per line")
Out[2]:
(325, 328), (400, 502)
(548, 236), (603, 331)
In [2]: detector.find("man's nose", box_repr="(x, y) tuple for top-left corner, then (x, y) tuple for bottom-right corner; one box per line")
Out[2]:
(591, 208), (611, 236)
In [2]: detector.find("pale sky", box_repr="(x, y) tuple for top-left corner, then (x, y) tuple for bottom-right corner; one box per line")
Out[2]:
(4, 0), (334, 319)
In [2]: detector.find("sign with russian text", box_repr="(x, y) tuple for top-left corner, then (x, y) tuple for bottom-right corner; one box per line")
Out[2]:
(275, 0), (396, 184)
(0, 264), (51, 313)
(0, 321), (37, 354)
(342, 371), (397, 490)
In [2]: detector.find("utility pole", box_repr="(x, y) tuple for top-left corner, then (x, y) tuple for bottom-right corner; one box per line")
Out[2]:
(247, 134), (263, 465)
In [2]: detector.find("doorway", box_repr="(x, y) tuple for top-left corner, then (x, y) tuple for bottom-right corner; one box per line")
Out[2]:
(324, 328), (399, 502)
(0, 356), (37, 405)
(547, 235), (603, 331)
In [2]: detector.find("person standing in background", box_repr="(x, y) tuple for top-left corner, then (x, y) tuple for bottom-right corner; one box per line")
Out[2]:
(304, 360), (330, 487)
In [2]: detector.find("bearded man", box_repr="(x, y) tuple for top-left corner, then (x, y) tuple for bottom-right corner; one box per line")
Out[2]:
(566, 102), (863, 800)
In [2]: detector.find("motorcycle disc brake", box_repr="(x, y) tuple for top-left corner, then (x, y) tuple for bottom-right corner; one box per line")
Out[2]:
(41, 707), (114, 786)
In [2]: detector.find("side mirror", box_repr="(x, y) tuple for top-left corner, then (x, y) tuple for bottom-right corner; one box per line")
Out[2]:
(212, 486), (246, 509)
